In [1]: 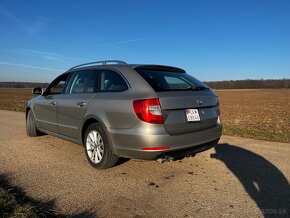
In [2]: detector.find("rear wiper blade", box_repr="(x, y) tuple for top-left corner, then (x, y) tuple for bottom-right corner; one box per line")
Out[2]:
(191, 86), (209, 91)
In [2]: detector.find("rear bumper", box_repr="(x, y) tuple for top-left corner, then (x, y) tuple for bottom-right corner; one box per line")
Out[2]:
(108, 122), (222, 160)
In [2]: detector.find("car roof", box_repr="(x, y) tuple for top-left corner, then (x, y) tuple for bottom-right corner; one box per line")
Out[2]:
(65, 60), (185, 73)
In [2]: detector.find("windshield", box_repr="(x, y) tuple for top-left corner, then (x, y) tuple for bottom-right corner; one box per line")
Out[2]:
(135, 69), (209, 92)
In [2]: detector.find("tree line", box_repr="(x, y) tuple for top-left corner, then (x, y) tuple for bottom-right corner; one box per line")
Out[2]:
(205, 79), (290, 89)
(0, 79), (289, 89)
(0, 82), (48, 88)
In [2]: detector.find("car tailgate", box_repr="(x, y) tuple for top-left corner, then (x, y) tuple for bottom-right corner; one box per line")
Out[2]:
(157, 90), (219, 135)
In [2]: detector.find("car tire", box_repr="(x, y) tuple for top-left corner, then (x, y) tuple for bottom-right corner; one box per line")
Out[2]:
(84, 123), (119, 169)
(26, 110), (41, 137)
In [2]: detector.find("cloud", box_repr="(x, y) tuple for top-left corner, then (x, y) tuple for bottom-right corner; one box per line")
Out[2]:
(25, 16), (49, 35)
(0, 61), (64, 72)
(0, 5), (48, 35)
(96, 37), (146, 47)
(0, 48), (83, 62)
(44, 56), (64, 62)
(116, 38), (146, 45)
(0, 5), (22, 24)
(23, 49), (83, 62)
(23, 49), (59, 56)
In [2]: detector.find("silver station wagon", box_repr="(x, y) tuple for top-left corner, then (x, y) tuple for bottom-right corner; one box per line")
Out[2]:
(26, 60), (222, 169)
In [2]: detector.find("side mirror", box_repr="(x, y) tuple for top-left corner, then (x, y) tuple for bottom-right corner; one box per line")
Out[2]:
(32, 87), (43, 95)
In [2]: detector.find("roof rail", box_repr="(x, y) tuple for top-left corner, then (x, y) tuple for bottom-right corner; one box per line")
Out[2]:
(69, 60), (127, 70)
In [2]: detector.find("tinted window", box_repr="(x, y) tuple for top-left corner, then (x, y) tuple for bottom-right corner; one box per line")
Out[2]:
(46, 73), (69, 95)
(136, 69), (208, 92)
(68, 71), (98, 94)
(164, 76), (192, 90)
(69, 72), (86, 93)
(100, 70), (128, 92)
(87, 72), (98, 93)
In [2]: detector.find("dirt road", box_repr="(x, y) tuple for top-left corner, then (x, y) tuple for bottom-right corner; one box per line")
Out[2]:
(0, 110), (289, 217)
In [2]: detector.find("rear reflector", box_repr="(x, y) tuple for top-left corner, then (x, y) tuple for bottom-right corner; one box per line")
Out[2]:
(142, 146), (170, 151)
(133, 98), (164, 124)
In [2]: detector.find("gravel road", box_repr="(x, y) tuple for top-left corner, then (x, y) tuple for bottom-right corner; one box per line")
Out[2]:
(0, 110), (289, 217)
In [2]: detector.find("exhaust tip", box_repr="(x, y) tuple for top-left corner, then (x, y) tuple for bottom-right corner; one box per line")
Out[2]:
(157, 156), (174, 163)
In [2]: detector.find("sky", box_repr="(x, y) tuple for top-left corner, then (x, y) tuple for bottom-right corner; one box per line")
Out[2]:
(0, 0), (289, 82)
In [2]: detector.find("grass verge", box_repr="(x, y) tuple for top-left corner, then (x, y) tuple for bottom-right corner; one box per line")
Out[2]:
(223, 125), (290, 143)
(0, 173), (95, 217)
(0, 175), (60, 217)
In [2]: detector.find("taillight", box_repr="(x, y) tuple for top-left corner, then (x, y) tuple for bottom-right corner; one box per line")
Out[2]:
(216, 104), (221, 124)
(133, 98), (164, 124)
(217, 107), (221, 116)
(216, 101), (220, 116)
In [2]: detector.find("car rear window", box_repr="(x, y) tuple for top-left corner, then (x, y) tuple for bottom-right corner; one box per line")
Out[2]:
(135, 68), (209, 92)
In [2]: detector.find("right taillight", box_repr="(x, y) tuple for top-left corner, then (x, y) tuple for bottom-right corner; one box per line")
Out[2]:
(133, 98), (164, 124)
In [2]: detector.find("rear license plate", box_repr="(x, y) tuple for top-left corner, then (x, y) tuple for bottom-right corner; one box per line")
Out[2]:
(185, 109), (200, 122)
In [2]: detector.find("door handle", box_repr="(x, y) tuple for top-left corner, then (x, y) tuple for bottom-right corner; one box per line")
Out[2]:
(77, 102), (86, 107)
(50, 101), (57, 106)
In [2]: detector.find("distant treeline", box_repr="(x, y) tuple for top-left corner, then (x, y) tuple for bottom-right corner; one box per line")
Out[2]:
(0, 82), (48, 88)
(205, 79), (290, 89)
(0, 79), (289, 89)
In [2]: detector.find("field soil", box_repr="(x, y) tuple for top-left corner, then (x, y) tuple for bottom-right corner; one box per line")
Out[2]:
(216, 89), (290, 142)
(0, 88), (289, 142)
(0, 88), (32, 112)
(0, 110), (289, 217)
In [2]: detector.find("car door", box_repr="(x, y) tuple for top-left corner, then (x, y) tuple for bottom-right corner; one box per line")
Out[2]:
(33, 73), (70, 133)
(56, 70), (98, 139)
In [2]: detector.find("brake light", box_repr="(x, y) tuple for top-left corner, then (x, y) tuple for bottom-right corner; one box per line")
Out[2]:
(133, 98), (164, 124)
(215, 100), (221, 117)
(217, 107), (221, 116)
(216, 105), (221, 123)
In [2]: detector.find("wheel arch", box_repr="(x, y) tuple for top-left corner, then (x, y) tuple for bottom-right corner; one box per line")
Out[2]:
(80, 116), (111, 146)
(25, 107), (31, 119)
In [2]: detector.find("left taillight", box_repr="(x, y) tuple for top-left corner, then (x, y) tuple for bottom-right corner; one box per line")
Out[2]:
(216, 101), (221, 117)
(132, 98), (164, 124)
(217, 107), (221, 116)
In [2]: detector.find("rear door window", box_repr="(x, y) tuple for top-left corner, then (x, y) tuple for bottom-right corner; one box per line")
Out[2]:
(67, 70), (98, 94)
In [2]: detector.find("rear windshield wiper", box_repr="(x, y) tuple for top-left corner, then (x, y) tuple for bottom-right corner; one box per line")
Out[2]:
(190, 86), (209, 91)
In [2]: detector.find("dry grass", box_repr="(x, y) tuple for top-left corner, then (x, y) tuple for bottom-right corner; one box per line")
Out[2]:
(0, 173), (60, 218)
(216, 89), (290, 143)
(0, 173), (94, 217)
(0, 88), (33, 112)
(0, 88), (289, 143)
